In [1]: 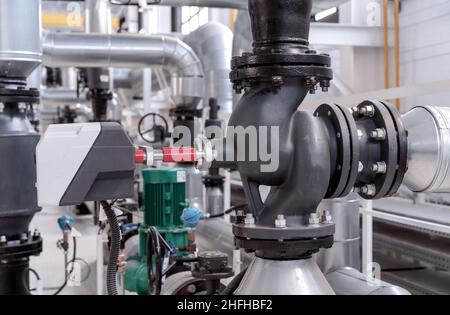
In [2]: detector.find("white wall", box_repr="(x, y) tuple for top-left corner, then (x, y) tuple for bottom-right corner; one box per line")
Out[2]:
(400, 0), (450, 111)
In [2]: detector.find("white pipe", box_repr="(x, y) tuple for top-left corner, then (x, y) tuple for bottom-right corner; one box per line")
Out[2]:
(96, 230), (104, 295)
(361, 199), (373, 276)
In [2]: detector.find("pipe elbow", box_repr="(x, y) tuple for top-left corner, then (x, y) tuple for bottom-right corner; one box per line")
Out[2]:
(161, 35), (204, 78)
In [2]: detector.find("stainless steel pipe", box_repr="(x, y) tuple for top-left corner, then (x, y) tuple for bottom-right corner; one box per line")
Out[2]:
(0, 0), (42, 79)
(403, 106), (450, 193)
(113, 0), (247, 9)
(184, 22), (233, 113)
(43, 31), (204, 106)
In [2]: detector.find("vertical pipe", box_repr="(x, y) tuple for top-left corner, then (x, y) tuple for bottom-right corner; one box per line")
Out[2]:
(141, 4), (153, 129)
(97, 229), (104, 295)
(394, 0), (400, 111)
(171, 7), (182, 33)
(224, 171), (231, 211)
(383, 0), (389, 90)
(361, 200), (373, 276)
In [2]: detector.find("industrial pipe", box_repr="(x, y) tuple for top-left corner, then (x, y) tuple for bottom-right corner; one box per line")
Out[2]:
(39, 105), (93, 121)
(114, 0), (248, 9)
(85, 0), (112, 34)
(183, 22), (234, 113)
(394, 0), (400, 110)
(43, 31), (204, 106)
(113, 0), (351, 13)
(41, 89), (89, 107)
(325, 267), (410, 295)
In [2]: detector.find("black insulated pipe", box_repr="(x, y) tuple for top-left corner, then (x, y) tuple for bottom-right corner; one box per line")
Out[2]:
(249, 0), (313, 52)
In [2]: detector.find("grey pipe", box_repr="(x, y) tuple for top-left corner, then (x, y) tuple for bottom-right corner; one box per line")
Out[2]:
(183, 22), (233, 113)
(43, 31), (204, 106)
(115, 0), (350, 13)
(39, 105), (93, 121)
(325, 267), (410, 295)
(316, 194), (361, 273)
(114, 0), (247, 9)
(43, 31), (203, 77)
(85, 0), (112, 34)
(41, 89), (89, 107)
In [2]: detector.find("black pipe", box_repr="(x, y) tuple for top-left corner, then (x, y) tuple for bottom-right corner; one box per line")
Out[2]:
(249, 0), (312, 53)
(0, 258), (30, 295)
(171, 7), (182, 33)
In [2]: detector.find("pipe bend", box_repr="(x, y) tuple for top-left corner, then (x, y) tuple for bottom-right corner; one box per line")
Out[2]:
(42, 31), (204, 78)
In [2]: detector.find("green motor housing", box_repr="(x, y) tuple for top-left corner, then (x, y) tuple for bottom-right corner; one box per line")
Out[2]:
(125, 168), (190, 295)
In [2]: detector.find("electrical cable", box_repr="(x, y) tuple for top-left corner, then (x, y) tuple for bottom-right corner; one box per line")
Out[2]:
(24, 237), (93, 295)
(147, 226), (163, 295)
(22, 267), (41, 294)
(52, 237), (77, 295)
(220, 267), (248, 296)
(101, 200), (121, 296)
(30, 258), (92, 292)
(207, 204), (248, 219)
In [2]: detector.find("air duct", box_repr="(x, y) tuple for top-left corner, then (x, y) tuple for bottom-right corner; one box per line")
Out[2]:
(42, 31), (204, 107)
(183, 22), (233, 113)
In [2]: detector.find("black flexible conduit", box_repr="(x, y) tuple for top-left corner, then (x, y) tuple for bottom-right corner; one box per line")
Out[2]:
(220, 267), (248, 296)
(101, 200), (120, 296)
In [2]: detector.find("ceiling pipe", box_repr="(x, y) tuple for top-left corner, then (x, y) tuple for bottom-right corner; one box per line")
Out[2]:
(112, 0), (350, 13)
(113, 0), (247, 9)
(42, 31), (204, 107)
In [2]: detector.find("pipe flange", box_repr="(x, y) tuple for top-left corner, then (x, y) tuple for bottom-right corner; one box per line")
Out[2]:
(380, 101), (409, 196)
(230, 51), (333, 93)
(231, 53), (331, 68)
(232, 221), (335, 241)
(234, 235), (334, 260)
(0, 87), (40, 103)
(315, 104), (354, 198)
(354, 101), (400, 199)
(336, 104), (361, 197)
(0, 233), (43, 259)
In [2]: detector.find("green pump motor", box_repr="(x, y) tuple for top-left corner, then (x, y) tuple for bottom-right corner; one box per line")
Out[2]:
(125, 168), (191, 295)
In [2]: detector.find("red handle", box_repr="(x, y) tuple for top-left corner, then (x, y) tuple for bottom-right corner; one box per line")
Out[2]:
(135, 149), (146, 164)
(163, 147), (197, 163)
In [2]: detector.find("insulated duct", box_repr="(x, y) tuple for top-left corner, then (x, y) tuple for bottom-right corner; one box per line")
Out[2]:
(183, 22), (233, 113)
(42, 31), (204, 107)
(114, 0), (247, 9)
(113, 0), (349, 13)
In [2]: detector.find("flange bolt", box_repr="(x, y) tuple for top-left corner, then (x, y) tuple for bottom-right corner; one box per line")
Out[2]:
(359, 105), (375, 117)
(321, 211), (333, 224)
(361, 184), (377, 197)
(275, 215), (287, 228)
(309, 213), (320, 225)
(370, 128), (386, 141)
(244, 213), (255, 225)
(358, 161), (364, 173)
(320, 80), (330, 92)
(20, 233), (28, 243)
(372, 162), (387, 174)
